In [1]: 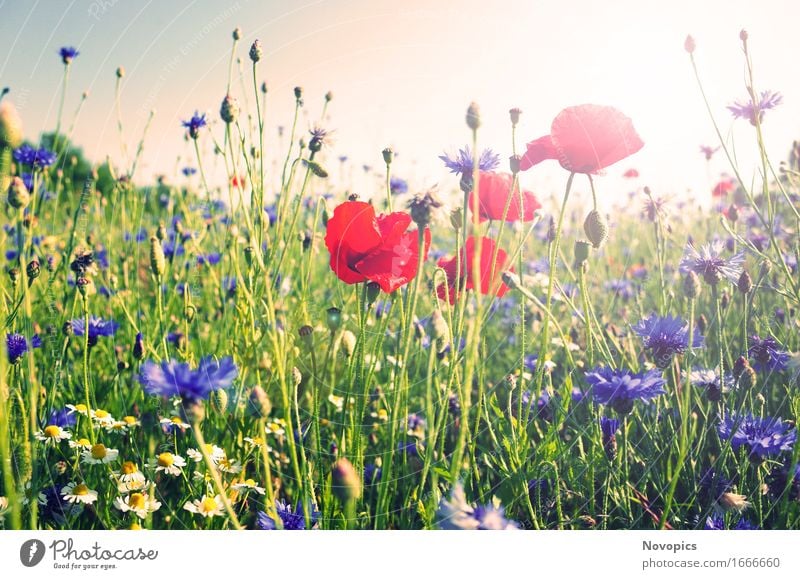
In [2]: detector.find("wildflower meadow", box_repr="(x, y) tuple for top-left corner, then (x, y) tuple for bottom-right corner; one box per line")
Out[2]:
(2, 12), (800, 535)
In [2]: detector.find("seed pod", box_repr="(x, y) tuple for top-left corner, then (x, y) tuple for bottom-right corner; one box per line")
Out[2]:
(583, 209), (608, 248)
(509, 154), (521, 174)
(294, 86), (303, 100)
(465, 102), (481, 131)
(574, 240), (591, 268)
(449, 207), (463, 231)
(720, 290), (730, 310)
(382, 147), (393, 165)
(326, 307), (342, 333)
(210, 389), (229, 414)
(150, 236), (166, 277)
(0, 101), (23, 148)
(429, 309), (450, 349)
(7, 176), (30, 209)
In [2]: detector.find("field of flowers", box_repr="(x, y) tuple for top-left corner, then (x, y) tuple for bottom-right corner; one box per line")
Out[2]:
(0, 28), (799, 531)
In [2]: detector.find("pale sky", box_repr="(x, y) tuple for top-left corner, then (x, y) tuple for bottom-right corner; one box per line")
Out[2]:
(1, 0), (798, 207)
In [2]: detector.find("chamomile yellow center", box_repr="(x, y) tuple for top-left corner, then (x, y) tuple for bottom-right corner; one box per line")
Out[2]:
(129, 493), (146, 510)
(43, 425), (61, 438)
(171, 417), (183, 424)
(94, 409), (109, 419)
(121, 461), (137, 475)
(90, 444), (107, 459)
(244, 478), (256, 487)
(76, 438), (90, 447)
(201, 497), (218, 512)
(123, 416), (137, 425)
(157, 452), (174, 467)
(73, 484), (90, 496)
(73, 404), (87, 413)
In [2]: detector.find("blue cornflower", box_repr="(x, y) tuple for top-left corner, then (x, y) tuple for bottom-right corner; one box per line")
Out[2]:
(679, 241), (744, 286)
(718, 413), (796, 463)
(439, 146), (500, 176)
(48, 407), (77, 428)
(600, 416), (620, 438)
(364, 463), (382, 485)
(182, 167), (197, 177)
(704, 515), (725, 530)
(59, 46), (79, 64)
(70, 316), (119, 346)
(585, 367), (666, 414)
(181, 111), (207, 139)
(138, 356), (238, 401)
(520, 389), (553, 421)
(407, 413), (426, 433)
(6, 333), (42, 363)
(604, 278), (636, 301)
(436, 482), (518, 530)
(13, 145), (57, 169)
(527, 479), (551, 503)
(748, 335), (789, 373)
(257, 499), (319, 530)
(196, 253), (221, 266)
(633, 313), (704, 368)
(728, 90), (782, 126)
(389, 176), (408, 195)
(734, 518), (759, 530)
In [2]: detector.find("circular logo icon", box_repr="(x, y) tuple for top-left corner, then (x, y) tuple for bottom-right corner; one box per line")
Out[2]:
(20, 539), (46, 567)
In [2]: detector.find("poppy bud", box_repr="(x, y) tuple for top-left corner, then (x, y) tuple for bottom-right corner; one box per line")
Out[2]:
(331, 458), (361, 502)
(26, 258), (40, 282)
(466, 102), (481, 131)
(683, 271), (701, 300)
(116, 66), (125, 79)
(133, 332), (144, 360)
(739, 29), (748, 43)
(737, 271), (752, 294)
(340, 330), (357, 358)
(509, 154), (521, 174)
(326, 307), (342, 333)
(509, 107), (522, 126)
(294, 86), (303, 100)
(583, 209), (608, 248)
(382, 147), (393, 165)
(573, 240), (591, 268)
(220, 94), (240, 124)
(150, 236), (166, 277)
(449, 208), (463, 231)
(232, 27), (242, 40)
(501, 270), (523, 291)
(249, 40), (262, 63)
(0, 101), (23, 148)
(408, 190), (442, 227)
(325, 90), (333, 102)
(684, 35), (696, 54)
(244, 246), (254, 269)
(7, 176), (30, 209)
(365, 281), (380, 305)
(210, 389), (229, 414)
(247, 386), (272, 418)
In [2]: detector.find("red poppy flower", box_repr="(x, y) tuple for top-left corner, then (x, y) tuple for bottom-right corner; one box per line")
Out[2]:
(436, 236), (512, 304)
(325, 200), (430, 293)
(468, 172), (541, 222)
(231, 174), (246, 188)
(622, 168), (639, 178)
(712, 178), (735, 197)
(519, 104), (644, 174)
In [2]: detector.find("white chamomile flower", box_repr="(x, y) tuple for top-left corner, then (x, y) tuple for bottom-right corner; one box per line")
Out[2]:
(151, 452), (186, 476)
(114, 492), (161, 519)
(81, 443), (119, 465)
(35, 425), (72, 446)
(104, 420), (131, 434)
(217, 457), (242, 474)
(66, 403), (89, 417)
(69, 437), (92, 451)
(186, 444), (225, 463)
(327, 395), (344, 413)
(231, 479), (265, 495)
(117, 461), (146, 485)
(160, 416), (191, 432)
(265, 419), (286, 437)
(91, 408), (115, 425)
(244, 436), (265, 448)
(61, 482), (98, 505)
(183, 495), (223, 518)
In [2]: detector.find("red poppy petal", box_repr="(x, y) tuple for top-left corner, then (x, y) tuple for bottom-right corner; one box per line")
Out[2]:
(519, 135), (559, 171)
(357, 226), (430, 294)
(550, 104), (644, 174)
(375, 211), (412, 245)
(325, 201), (382, 284)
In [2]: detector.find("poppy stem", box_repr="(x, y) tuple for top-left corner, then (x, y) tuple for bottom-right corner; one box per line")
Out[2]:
(534, 172), (575, 395)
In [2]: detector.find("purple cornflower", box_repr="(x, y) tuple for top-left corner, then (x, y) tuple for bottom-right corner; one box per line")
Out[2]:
(688, 368), (734, 402)
(700, 145), (719, 161)
(407, 413), (426, 433)
(585, 367), (666, 415)
(718, 413), (796, 463)
(704, 515), (725, 530)
(389, 176), (408, 195)
(642, 195), (668, 222)
(604, 278), (635, 301)
(58, 46), (79, 64)
(748, 335), (790, 373)
(436, 482), (518, 530)
(48, 407), (77, 428)
(632, 313), (704, 368)
(13, 145), (57, 169)
(257, 499), (319, 530)
(600, 416), (621, 460)
(308, 126), (332, 151)
(364, 463), (382, 485)
(6, 333), (29, 363)
(138, 356), (238, 401)
(679, 241), (744, 286)
(181, 111), (207, 139)
(70, 316), (119, 347)
(727, 90), (782, 125)
(182, 167), (197, 177)
(439, 146), (500, 176)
